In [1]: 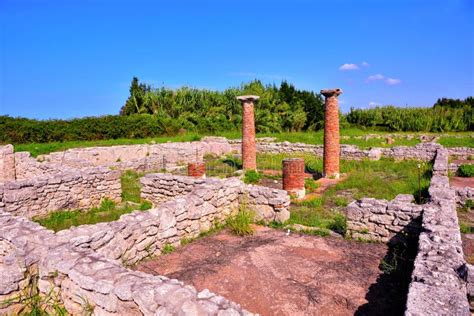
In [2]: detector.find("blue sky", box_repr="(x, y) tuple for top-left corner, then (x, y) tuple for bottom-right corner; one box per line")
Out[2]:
(0, 0), (473, 119)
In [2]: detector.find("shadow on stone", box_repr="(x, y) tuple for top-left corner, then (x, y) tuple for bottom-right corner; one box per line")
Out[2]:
(355, 219), (420, 316)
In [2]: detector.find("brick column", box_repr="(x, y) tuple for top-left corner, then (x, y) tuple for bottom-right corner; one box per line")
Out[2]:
(321, 88), (343, 178)
(237, 95), (259, 171)
(282, 158), (305, 198)
(188, 162), (206, 178)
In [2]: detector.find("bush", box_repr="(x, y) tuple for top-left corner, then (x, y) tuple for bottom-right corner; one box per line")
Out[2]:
(226, 206), (254, 236)
(458, 164), (474, 177)
(243, 170), (261, 184)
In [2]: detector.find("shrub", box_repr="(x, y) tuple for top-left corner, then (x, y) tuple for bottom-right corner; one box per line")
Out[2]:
(328, 212), (347, 235)
(458, 164), (474, 177)
(226, 207), (254, 236)
(243, 170), (261, 184)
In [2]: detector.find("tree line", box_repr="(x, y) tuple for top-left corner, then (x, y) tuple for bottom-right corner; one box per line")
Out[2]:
(0, 78), (472, 144)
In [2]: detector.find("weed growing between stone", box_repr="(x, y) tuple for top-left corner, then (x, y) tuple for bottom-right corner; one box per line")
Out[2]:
(0, 270), (67, 316)
(304, 178), (319, 193)
(120, 170), (144, 202)
(162, 244), (176, 254)
(243, 170), (261, 184)
(226, 201), (255, 236)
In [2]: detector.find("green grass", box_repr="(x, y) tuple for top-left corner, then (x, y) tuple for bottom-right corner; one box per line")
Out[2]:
(226, 202), (254, 236)
(34, 170), (152, 231)
(243, 170), (261, 184)
(14, 134), (203, 157)
(458, 164), (474, 177)
(12, 129), (473, 157)
(121, 170), (144, 203)
(161, 243), (176, 254)
(438, 134), (474, 148)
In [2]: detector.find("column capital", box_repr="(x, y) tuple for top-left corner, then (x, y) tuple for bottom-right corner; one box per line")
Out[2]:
(320, 89), (343, 98)
(236, 95), (260, 102)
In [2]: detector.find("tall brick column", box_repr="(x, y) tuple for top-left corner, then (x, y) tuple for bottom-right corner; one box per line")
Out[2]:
(321, 88), (343, 178)
(282, 158), (305, 198)
(237, 95), (259, 171)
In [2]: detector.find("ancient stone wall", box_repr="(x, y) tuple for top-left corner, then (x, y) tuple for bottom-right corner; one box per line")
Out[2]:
(1, 167), (121, 218)
(37, 137), (232, 173)
(140, 173), (290, 224)
(455, 187), (474, 207)
(0, 145), (16, 183)
(345, 195), (422, 242)
(405, 148), (470, 315)
(0, 210), (252, 315)
(228, 139), (453, 161)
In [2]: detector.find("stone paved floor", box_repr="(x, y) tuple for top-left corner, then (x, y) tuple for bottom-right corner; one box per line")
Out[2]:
(135, 226), (408, 316)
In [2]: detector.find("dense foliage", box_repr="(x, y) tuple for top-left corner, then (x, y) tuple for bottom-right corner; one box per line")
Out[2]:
(347, 97), (473, 132)
(458, 164), (474, 178)
(120, 78), (325, 133)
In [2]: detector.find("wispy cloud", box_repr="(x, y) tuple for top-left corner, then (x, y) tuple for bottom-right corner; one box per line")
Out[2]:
(228, 72), (289, 80)
(386, 78), (401, 85)
(361, 61), (370, 67)
(366, 74), (402, 86)
(366, 74), (385, 82)
(369, 101), (381, 107)
(339, 63), (359, 71)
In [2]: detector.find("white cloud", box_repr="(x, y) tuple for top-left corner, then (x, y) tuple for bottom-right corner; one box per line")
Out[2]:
(369, 101), (381, 107)
(339, 63), (359, 71)
(386, 78), (401, 85)
(362, 61), (370, 67)
(367, 74), (385, 82)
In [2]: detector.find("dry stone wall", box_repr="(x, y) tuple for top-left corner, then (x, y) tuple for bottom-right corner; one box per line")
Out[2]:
(229, 139), (455, 161)
(405, 148), (470, 315)
(346, 194), (422, 242)
(0, 210), (253, 315)
(141, 173), (290, 224)
(1, 167), (121, 218)
(0, 145), (15, 183)
(36, 137), (232, 173)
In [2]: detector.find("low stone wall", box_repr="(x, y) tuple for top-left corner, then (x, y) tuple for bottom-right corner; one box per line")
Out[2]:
(141, 173), (290, 224)
(405, 148), (470, 315)
(37, 137), (232, 173)
(0, 210), (252, 315)
(455, 187), (474, 207)
(0, 145), (15, 183)
(448, 147), (474, 160)
(229, 139), (446, 161)
(1, 167), (121, 218)
(346, 195), (422, 242)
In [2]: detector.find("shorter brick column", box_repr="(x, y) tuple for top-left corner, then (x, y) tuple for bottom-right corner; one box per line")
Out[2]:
(237, 95), (259, 171)
(188, 162), (206, 178)
(282, 158), (305, 198)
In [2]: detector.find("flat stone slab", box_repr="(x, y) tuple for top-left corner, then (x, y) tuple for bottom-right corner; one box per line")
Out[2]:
(135, 226), (408, 316)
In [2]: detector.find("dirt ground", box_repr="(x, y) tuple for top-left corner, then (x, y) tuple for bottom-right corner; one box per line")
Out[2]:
(135, 226), (409, 316)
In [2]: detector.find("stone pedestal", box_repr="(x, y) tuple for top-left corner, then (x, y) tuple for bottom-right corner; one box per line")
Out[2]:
(0, 145), (15, 183)
(188, 162), (206, 178)
(321, 89), (342, 178)
(282, 158), (305, 198)
(237, 95), (260, 171)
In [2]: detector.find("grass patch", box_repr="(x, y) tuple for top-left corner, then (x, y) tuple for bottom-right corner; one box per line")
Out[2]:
(438, 134), (474, 148)
(34, 170), (152, 231)
(243, 170), (261, 184)
(304, 178), (319, 193)
(161, 243), (176, 254)
(226, 204), (254, 236)
(121, 170), (144, 203)
(458, 164), (474, 177)
(14, 134), (203, 157)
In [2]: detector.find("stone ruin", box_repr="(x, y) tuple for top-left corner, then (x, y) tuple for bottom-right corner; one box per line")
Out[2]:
(1, 96), (474, 314)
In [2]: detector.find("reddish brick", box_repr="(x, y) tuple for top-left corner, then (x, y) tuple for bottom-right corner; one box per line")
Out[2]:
(237, 95), (260, 170)
(321, 88), (343, 178)
(188, 162), (206, 178)
(282, 158), (305, 198)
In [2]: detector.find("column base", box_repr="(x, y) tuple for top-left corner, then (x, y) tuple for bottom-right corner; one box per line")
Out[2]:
(287, 188), (306, 199)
